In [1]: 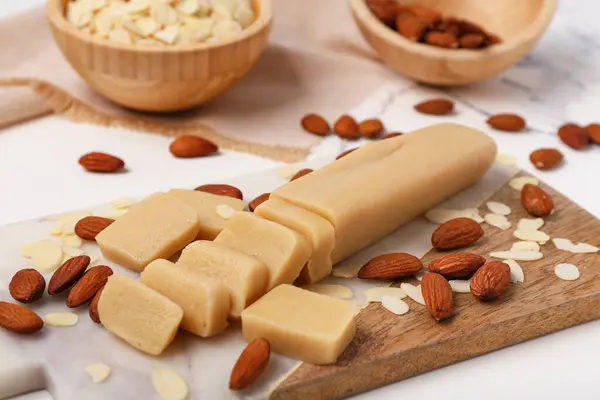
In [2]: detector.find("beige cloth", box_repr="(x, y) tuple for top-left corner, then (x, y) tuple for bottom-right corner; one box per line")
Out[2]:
(0, 1), (397, 161)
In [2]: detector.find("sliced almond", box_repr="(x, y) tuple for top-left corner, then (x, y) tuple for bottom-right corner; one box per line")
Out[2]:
(399, 283), (425, 306)
(152, 369), (189, 400)
(381, 297), (410, 315)
(364, 287), (407, 302)
(495, 153), (517, 165)
(490, 250), (543, 261)
(552, 238), (574, 251)
(484, 213), (511, 230)
(509, 176), (539, 191)
(62, 246), (84, 258)
(85, 363), (111, 383)
(425, 208), (483, 224)
(176, 0), (199, 14)
(571, 243), (599, 254)
(554, 263), (580, 281)
(511, 241), (540, 252)
(448, 279), (471, 293)
(277, 167), (300, 180)
(331, 264), (362, 278)
(215, 204), (237, 219)
(486, 202), (511, 216)
(514, 229), (550, 244)
(22, 240), (63, 272)
(302, 284), (353, 299)
(414, 269), (426, 281)
(43, 312), (78, 327)
(505, 260), (525, 283)
(518, 218), (545, 231)
(62, 234), (83, 249)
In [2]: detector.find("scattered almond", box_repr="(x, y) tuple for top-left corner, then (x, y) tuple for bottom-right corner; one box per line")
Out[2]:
(334, 115), (359, 140)
(513, 228), (550, 244)
(414, 98), (454, 115)
(448, 279), (471, 293)
(9, 269), (45, 303)
(554, 263), (580, 281)
(381, 296), (410, 315)
(521, 183), (553, 217)
(511, 241), (541, 252)
(364, 287), (407, 302)
(169, 136), (219, 158)
(486, 201), (511, 216)
(336, 148), (357, 160)
(470, 261), (510, 301)
(21, 239), (63, 272)
(248, 193), (270, 212)
(79, 152), (125, 173)
(509, 176), (539, 191)
(399, 283), (425, 305)
(74, 216), (115, 241)
(290, 168), (313, 182)
(552, 238), (599, 254)
(67, 265), (113, 308)
(152, 369), (189, 400)
(85, 363), (111, 383)
(89, 286), (104, 324)
(428, 252), (486, 279)
(484, 213), (511, 230)
(48, 255), (91, 295)
(431, 217), (484, 250)
(558, 123), (589, 150)
(486, 114), (526, 132)
(529, 148), (563, 170)
(42, 312), (78, 327)
(0, 301), (44, 334)
(230, 338), (271, 390)
(301, 113), (330, 136)
(358, 119), (384, 138)
(518, 218), (544, 231)
(358, 253), (423, 280)
(489, 250), (543, 261)
(504, 260), (525, 283)
(421, 273), (453, 321)
(586, 123), (600, 145)
(425, 31), (458, 48)
(195, 184), (244, 200)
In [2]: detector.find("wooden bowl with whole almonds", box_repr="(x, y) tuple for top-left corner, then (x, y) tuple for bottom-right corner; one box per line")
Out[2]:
(349, 0), (557, 85)
(47, 0), (272, 112)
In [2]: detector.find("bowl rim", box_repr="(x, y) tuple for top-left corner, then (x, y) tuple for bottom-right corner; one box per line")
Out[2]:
(47, 0), (272, 53)
(349, 0), (558, 60)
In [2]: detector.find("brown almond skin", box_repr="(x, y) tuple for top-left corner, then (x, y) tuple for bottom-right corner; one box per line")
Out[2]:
(428, 252), (486, 279)
(396, 13), (428, 41)
(334, 115), (359, 140)
(249, 193), (270, 212)
(9, 269), (46, 303)
(435, 17), (462, 37)
(195, 184), (244, 200)
(421, 273), (453, 321)
(470, 261), (510, 301)
(67, 266), (113, 308)
(0, 301), (43, 334)
(521, 183), (553, 217)
(529, 148), (563, 170)
(414, 99), (454, 115)
(366, 0), (399, 27)
(425, 32), (458, 48)
(169, 136), (219, 158)
(290, 169), (313, 182)
(230, 338), (271, 390)
(460, 33), (485, 49)
(89, 286), (104, 324)
(431, 217), (484, 251)
(78, 152), (125, 173)
(301, 114), (330, 136)
(407, 4), (441, 25)
(358, 253), (423, 280)
(48, 255), (91, 295)
(558, 123), (589, 150)
(358, 119), (384, 139)
(336, 148), (357, 160)
(74, 216), (115, 241)
(486, 114), (526, 132)
(585, 124), (600, 145)
(383, 132), (403, 139)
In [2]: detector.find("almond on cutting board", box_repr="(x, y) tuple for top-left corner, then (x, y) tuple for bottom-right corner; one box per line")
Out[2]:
(470, 261), (510, 301)
(521, 183), (553, 217)
(9, 269), (45, 303)
(89, 286), (104, 324)
(558, 123), (589, 149)
(301, 113), (330, 136)
(486, 114), (526, 132)
(48, 255), (91, 295)
(229, 338), (271, 390)
(414, 99), (454, 115)
(74, 216), (115, 241)
(194, 184), (244, 200)
(357, 253), (423, 280)
(249, 193), (270, 212)
(529, 148), (563, 170)
(586, 124), (600, 144)
(67, 265), (114, 308)
(358, 119), (384, 139)
(421, 273), (453, 321)
(334, 115), (359, 140)
(290, 169), (313, 182)
(169, 136), (219, 158)
(431, 217), (484, 251)
(79, 152), (125, 173)
(428, 252), (486, 279)
(0, 301), (43, 334)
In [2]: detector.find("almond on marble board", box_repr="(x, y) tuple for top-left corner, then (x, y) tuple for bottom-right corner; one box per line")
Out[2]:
(301, 114), (330, 136)
(470, 261), (510, 301)
(48, 255), (91, 295)
(529, 148), (563, 170)
(195, 184), (244, 200)
(428, 252), (486, 279)
(396, 13), (428, 41)
(9, 269), (46, 303)
(358, 253), (423, 280)
(290, 169), (313, 181)
(336, 148), (357, 160)
(486, 114), (526, 132)
(358, 119), (384, 139)
(78, 152), (125, 173)
(334, 115), (359, 140)
(366, 0), (400, 27)
(421, 273), (453, 321)
(558, 123), (589, 149)
(89, 286), (104, 324)
(74, 216), (115, 241)
(460, 33), (485, 49)
(67, 266), (113, 308)
(585, 124), (600, 144)
(414, 98), (454, 115)
(0, 301), (43, 334)
(249, 193), (270, 212)
(521, 183), (553, 217)
(229, 338), (271, 390)
(425, 31), (458, 48)
(431, 217), (484, 251)
(169, 136), (219, 158)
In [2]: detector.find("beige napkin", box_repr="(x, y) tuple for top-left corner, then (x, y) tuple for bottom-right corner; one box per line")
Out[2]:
(0, 1), (398, 161)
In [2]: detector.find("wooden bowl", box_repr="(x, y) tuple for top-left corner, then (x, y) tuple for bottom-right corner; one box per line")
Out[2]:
(47, 0), (272, 112)
(349, 0), (557, 86)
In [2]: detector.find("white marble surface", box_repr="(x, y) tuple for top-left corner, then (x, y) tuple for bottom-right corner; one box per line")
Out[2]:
(1, 0), (600, 399)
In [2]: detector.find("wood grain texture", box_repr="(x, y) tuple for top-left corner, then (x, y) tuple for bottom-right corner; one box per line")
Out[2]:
(273, 173), (600, 399)
(349, 0), (557, 85)
(46, 0), (272, 112)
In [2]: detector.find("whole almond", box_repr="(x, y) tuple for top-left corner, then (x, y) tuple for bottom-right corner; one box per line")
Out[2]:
(89, 286), (104, 324)
(435, 17), (462, 37)
(358, 253), (423, 280)
(421, 273), (453, 321)
(486, 34), (502, 45)
(425, 32), (458, 48)
(301, 114), (330, 136)
(558, 123), (589, 149)
(195, 184), (244, 200)
(428, 252), (486, 279)
(74, 216), (115, 241)
(229, 338), (271, 390)
(396, 13), (428, 41)
(460, 33), (485, 49)
(470, 261), (510, 301)
(67, 265), (113, 308)
(521, 183), (553, 217)
(431, 217), (484, 251)
(249, 193), (270, 212)
(486, 114), (526, 132)
(414, 99), (454, 115)
(0, 301), (43, 334)
(169, 136), (219, 158)
(383, 132), (403, 139)
(9, 269), (46, 303)
(79, 152), (125, 173)
(290, 168), (313, 182)
(334, 115), (359, 140)
(407, 4), (441, 25)
(48, 255), (91, 295)
(366, 0), (399, 27)
(459, 19), (487, 36)
(529, 148), (563, 170)
(358, 119), (384, 139)
(585, 124), (600, 145)
(336, 148), (357, 160)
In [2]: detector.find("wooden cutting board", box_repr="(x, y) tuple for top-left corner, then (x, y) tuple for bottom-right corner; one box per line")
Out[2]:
(273, 173), (600, 399)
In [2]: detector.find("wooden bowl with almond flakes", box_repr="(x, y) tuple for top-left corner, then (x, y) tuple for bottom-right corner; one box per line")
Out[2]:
(349, 0), (557, 85)
(47, 0), (272, 112)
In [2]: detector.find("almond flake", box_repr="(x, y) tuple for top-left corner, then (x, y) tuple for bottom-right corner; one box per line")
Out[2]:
(152, 369), (189, 400)
(552, 238), (574, 251)
(331, 264), (362, 278)
(23, 240), (63, 272)
(87, 250), (102, 264)
(215, 204), (237, 219)
(495, 153), (517, 165)
(514, 229), (550, 244)
(135, 17), (159, 36)
(414, 269), (426, 281)
(85, 363), (111, 383)
(109, 28), (132, 44)
(505, 260), (525, 283)
(154, 25), (180, 44)
(509, 176), (539, 191)
(448, 279), (471, 293)
(484, 213), (511, 230)
(425, 208), (483, 224)
(518, 218), (544, 231)
(151, 2), (178, 26)
(571, 243), (600, 254)
(511, 241), (541, 252)
(93, 10), (113, 37)
(212, 3), (233, 20)
(381, 297), (409, 315)
(364, 287), (406, 302)
(302, 284), (354, 299)
(278, 167), (300, 179)
(176, 0), (199, 15)
(62, 234), (83, 249)
(554, 263), (580, 281)
(68, 1), (93, 28)
(123, 18), (144, 36)
(399, 283), (425, 305)
(63, 246), (84, 257)
(43, 312), (79, 327)
(125, 0), (152, 14)
(490, 250), (543, 261)
(211, 19), (242, 39)
(486, 201), (511, 216)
